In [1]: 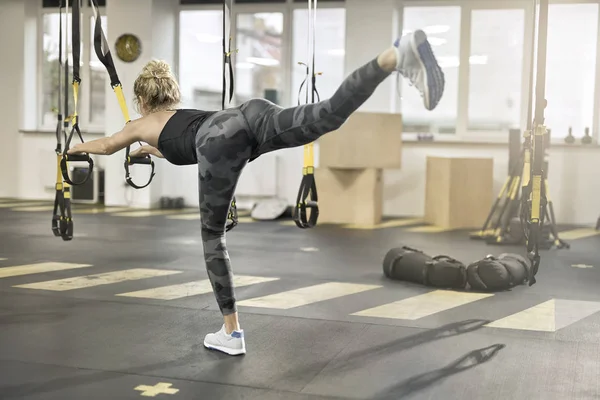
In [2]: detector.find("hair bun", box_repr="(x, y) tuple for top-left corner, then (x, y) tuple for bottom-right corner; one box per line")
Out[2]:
(141, 59), (172, 80)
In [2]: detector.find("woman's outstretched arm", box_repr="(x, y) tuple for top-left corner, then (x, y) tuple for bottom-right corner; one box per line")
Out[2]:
(67, 120), (141, 156)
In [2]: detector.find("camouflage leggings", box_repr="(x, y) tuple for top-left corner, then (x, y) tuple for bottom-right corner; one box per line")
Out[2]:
(195, 58), (390, 315)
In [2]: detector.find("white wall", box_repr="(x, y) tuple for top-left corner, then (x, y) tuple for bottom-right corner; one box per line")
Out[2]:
(0, 0), (26, 198)
(2, 0), (600, 225)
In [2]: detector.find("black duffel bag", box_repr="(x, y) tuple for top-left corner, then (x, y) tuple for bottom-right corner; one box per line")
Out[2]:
(466, 253), (531, 291)
(425, 255), (468, 289)
(382, 247), (468, 289)
(382, 246), (431, 284)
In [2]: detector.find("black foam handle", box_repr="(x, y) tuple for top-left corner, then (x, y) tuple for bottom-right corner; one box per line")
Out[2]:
(65, 154), (91, 162)
(128, 156), (153, 165)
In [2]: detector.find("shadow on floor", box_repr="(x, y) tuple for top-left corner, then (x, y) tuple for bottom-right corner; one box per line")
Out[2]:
(288, 319), (491, 386)
(374, 344), (506, 399)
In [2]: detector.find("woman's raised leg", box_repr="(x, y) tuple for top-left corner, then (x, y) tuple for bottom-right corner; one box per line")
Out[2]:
(241, 29), (444, 157)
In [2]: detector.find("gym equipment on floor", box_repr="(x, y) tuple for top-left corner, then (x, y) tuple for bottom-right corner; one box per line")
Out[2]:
(293, 0), (320, 229)
(466, 253), (531, 291)
(159, 197), (185, 210)
(470, 128), (523, 244)
(382, 246), (468, 290)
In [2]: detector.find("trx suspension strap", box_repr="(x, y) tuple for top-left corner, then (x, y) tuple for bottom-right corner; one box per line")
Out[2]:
(90, 0), (155, 189)
(293, 0), (320, 229)
(522, 0), (549, 286)
(60, 0), (94, 189)
(52, 0), (70, 240)
(223, 0), (239, 232)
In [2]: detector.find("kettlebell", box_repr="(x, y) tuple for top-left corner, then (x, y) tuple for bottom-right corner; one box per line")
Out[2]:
(582, 127), (593, 145)
(565, 126), (575, 144)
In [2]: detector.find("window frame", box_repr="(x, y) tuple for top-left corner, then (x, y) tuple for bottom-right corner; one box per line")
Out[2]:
(179, 0), (345, 109)
(398, 0), (600, 145)
(37, 2), (106, 134)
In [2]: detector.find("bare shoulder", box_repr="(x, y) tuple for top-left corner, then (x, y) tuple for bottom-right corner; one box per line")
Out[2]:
(127, 111), (177, 147)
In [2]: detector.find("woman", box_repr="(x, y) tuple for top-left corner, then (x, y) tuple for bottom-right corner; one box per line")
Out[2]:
(68, 29), (445, 356)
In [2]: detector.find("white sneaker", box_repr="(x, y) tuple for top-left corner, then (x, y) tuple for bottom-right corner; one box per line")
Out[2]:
(203, 325), (246, 356)
(394, 29), (445, 111)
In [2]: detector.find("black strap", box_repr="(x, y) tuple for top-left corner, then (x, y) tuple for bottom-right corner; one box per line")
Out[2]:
(90, 0), (155, 190)
(60, 0), (94, 188)
(52, 0), (69, 240)
(223, 0), (238, 232)
(293, 0), (320, 229)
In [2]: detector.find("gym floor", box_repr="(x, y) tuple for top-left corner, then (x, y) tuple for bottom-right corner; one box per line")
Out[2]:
(1, 199), (600, 399)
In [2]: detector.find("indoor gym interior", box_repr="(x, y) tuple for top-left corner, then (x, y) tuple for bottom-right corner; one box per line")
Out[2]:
(2, 0), (600, 399)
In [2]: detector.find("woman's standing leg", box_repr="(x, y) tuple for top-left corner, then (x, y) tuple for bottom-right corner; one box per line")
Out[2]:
(195, 108), (255, 356)
(242, 30), (444, 156)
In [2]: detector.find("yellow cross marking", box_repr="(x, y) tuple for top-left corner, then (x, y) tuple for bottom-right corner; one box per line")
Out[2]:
(134, 382), (179, 397)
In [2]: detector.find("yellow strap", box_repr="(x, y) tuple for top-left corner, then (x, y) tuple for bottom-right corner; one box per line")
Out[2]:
(113, 84), (131, 122)
(72, 81), (80, 125)
(303, 143), (314, 173)
(55, 154), (63, 188)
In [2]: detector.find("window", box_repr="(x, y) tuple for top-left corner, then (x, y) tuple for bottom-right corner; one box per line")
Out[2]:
(291, 8), (346, 106)
(179, 10), (224, 110)
(89, 15), (107, 124)
(40, 4), (107, 132)
(235, 12), (284, 105)
(41, 12), (74, 128)
(401, 6), (461, 134)
(468, 9), (525, 132)
(544, 3), (598, 139)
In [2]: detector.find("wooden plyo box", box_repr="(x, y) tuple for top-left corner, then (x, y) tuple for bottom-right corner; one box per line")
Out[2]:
(314, 167), (383, 226)
(318, 112), (402, 169)
(424, 156), (494, 230)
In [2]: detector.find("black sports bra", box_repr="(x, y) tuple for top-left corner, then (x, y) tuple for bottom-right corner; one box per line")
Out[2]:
(157, 109), (217, 165)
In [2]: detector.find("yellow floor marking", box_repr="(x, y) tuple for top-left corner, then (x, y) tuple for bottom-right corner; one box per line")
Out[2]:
(557, 228), (600, 240)
(486, 299), (600, 332)
(72, 207), (132, 214)
(352, 290), (493, 320)
(135, 382), (179, 397)
(0, 258), (7, 261)
(344, 218), (424, 230)
(166, 213), (200, 220)
(14, 268), (181, 291)
(486, 300), (556, 331)
(572, 264), (594, 269)
(117, 275), (279, 300)
(111, 210), (185, 217)
(0, 262), (91, 279)
(238, 282), (381, 309)
(166, 213), (254, 222)
(0, 202), (47, 208)
(11, 206), (56, 212)
(405, 225), (453, 233)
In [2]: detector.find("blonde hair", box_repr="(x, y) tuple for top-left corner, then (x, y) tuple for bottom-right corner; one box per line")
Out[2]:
(133, 60), (181, 114)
